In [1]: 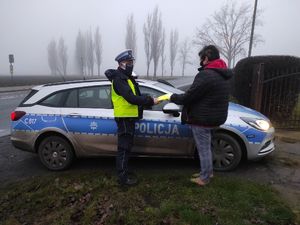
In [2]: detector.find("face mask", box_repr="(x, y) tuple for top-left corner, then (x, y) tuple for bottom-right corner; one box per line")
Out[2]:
(121, 62), (134, 76)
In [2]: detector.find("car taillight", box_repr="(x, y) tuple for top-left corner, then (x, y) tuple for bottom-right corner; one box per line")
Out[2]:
(11, 111), (26, 121)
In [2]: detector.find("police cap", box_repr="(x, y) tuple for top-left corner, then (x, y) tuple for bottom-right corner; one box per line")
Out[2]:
(115, 49), (135, 63)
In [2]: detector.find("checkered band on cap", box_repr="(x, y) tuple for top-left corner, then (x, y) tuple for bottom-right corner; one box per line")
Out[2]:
(115, 49), (135, 63)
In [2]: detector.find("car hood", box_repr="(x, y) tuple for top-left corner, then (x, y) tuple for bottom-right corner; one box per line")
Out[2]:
(229, 103), (268, 120)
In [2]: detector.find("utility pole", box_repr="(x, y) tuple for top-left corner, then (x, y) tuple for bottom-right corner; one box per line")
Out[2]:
(9, 54), (14, 80)
(248, 0), (258, 57)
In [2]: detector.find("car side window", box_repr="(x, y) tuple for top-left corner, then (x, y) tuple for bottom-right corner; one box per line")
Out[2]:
(139, 86), (168, 111)
(64, 89), (78, 107)
(78, 86), (112, 109)
(39, 91), (67, 107)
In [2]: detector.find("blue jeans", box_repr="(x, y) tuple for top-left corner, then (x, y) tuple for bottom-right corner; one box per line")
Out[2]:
(191, 126), (213, 182)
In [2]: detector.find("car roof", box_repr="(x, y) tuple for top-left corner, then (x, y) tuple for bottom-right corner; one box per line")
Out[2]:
(32, 79), (110, 91)
(26, 79), (161, 105)
(32, 78), (158, 90)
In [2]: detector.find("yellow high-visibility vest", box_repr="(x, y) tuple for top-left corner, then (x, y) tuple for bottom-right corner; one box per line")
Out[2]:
(111, 79), (138, 117)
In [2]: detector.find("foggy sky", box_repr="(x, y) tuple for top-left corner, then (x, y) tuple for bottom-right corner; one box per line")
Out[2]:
(0, 0), (299, 76)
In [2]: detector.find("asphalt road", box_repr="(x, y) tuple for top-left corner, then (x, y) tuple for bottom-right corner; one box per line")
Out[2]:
(0, 75), (84, 87)
(0, 134), (199, 185)
(0, 90), (29, 137)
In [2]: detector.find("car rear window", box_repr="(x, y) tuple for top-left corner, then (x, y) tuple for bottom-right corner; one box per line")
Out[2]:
(19, 89), (38, 106)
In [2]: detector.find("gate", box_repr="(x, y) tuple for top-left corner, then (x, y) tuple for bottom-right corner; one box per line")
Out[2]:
(251, 63), (300, 129)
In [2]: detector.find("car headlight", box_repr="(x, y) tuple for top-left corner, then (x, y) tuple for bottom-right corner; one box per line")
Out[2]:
(240, 117), (271, 131)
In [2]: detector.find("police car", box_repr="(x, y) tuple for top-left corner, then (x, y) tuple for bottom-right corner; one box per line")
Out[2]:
(11, 79), (275, 171)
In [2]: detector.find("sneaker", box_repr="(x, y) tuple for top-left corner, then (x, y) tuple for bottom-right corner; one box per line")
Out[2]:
(191, 173), (214, 179)
(190, 177), (209, 186)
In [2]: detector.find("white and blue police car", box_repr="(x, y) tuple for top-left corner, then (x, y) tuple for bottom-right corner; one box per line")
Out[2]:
(11, 79), (275, 171)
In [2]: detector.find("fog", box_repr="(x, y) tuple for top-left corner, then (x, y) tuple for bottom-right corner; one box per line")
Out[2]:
(0, 0), (299, 76)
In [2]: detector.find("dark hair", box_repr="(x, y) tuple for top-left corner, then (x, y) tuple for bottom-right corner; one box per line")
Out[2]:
(198, 45), (220, 61)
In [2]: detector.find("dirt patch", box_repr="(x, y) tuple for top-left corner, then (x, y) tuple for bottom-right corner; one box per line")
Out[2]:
(270, 140), (300, 220)
(221, 139), (300, 221)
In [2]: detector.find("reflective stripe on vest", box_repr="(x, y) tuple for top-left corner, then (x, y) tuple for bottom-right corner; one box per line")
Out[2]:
(111, 79), (138, 117)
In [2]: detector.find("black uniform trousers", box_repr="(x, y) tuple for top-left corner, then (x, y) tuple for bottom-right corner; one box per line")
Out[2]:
(115, 118), (136, 183)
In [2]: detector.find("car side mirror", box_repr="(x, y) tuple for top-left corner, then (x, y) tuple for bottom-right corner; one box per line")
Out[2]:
(163, 103), (180, 117)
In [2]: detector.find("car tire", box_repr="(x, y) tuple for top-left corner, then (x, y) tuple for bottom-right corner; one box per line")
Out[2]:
(212, 132), (242, 171)
(38, 136), (74, 171)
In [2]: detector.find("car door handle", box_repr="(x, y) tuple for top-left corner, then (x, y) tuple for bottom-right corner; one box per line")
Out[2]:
(68, 113), (81, 118)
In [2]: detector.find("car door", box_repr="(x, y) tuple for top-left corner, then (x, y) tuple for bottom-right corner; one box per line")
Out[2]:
(134, 85), (194, 156)
(60, 85), (117, 156)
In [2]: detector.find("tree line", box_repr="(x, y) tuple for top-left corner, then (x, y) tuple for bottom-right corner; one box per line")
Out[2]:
(47, 1), (262, 78)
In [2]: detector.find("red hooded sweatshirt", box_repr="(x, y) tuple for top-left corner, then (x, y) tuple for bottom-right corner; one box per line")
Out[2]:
(205, 59), (227, 69)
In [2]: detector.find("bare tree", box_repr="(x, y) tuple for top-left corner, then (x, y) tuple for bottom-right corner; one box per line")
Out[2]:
(160, 29), (166, 76)
(58, 37), (68, 76)
(194, 1), (263, 68)
(86, 29), (94, 76)
(178, 38), (191, 76)
(47, 39), (58, 75)
(169, 29), (179, 76)
(150, 6), (163, 77)
(143, 14), (152, 77)
(75, 30), (87, 78)
(125, 14), (137, 57)
(94, 26), (103, 76)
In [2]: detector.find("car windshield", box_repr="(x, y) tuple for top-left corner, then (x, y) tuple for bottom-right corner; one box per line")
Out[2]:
(153, 82), (184, 94)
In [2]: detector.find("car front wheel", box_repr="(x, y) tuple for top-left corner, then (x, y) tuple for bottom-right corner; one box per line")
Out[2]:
(212, 132), (242, 171)
(38, 136), (74, 171)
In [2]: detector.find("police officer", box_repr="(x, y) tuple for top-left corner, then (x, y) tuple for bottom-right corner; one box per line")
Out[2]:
(105, 49), (159, 186)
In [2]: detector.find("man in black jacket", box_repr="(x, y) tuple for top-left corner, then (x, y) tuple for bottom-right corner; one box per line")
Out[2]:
(105, 49), (159, 187)
(170, 45), (233, 186)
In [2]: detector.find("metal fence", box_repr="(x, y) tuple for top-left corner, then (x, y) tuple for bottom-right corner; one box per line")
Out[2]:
(251, 64), (300, 129)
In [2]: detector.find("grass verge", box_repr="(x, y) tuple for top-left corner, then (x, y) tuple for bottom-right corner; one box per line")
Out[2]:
(0, 170), (297, 225)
